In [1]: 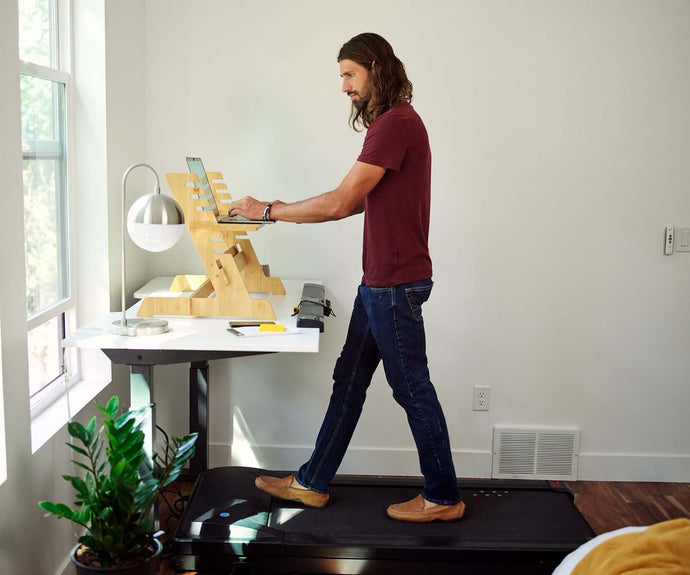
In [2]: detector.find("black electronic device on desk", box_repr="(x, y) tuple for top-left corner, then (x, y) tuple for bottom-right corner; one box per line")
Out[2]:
(294, 283), (334, 332)
(171, 466), (595, 574)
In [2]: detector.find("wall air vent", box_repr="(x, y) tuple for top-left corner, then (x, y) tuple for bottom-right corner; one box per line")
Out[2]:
(492, 426), (580, 480)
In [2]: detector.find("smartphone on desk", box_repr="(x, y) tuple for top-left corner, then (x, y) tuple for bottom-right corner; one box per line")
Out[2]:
(228, 321), (275, 328)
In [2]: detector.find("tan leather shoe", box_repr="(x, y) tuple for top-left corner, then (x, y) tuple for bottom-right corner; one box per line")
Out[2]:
(386, 494), (466, 523)
(255, 474), (329, 508)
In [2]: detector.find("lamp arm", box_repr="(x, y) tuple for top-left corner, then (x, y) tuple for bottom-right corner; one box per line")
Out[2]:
(120, 163), (161, 328)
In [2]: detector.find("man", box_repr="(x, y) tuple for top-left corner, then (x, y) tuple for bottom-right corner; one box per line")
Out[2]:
(229, 33), (464, 523)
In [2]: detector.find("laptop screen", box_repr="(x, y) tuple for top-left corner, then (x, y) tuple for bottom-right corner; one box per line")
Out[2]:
(186, 156), (218, 212)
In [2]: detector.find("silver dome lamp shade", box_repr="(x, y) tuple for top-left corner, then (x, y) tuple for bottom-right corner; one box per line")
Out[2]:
(111, 163), (185, 336)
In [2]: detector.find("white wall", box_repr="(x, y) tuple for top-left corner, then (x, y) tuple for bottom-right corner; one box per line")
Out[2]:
(141, 0), (690, 482)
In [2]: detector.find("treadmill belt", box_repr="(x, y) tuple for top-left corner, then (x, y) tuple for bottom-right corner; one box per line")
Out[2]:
(173, 466), (594, 574)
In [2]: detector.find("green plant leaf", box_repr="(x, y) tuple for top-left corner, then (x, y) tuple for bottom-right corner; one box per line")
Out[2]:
(117, 429), (144, 455)
(113, 413), (135, 432)
(120, 444), (146, 468)
(109, 459), (127, 480)
(85, 416), (97, 444)
(39, 501), (75, 519)
(67, 421), (88, 443)
(176, 433), (198, 451)
(66, 443), (89, 457)
(70, 460), (94, 475)
(105, 396), (119, 417)
(93, 436), (104, 464)
(67, 476), (90, 499)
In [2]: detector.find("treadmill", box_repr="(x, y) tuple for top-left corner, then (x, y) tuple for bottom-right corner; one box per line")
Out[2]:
(172, 466), (595, 574)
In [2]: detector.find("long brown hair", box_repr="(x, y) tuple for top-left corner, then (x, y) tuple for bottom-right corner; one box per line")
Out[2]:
(338, 33), (413, 131)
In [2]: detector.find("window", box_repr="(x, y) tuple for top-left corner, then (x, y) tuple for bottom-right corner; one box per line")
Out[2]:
(19, 0), (74, 406)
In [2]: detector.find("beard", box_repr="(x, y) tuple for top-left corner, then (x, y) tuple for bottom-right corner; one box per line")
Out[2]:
(350, 80), (372, 112)
(352, 96), (369, 112)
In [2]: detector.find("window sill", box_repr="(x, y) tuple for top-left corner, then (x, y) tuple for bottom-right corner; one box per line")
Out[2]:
(30, 376), (111, 453)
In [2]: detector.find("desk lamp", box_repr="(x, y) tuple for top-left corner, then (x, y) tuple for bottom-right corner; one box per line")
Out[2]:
(111, 163), (185, 336)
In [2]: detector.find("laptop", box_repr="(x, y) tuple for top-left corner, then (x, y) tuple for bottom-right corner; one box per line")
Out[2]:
(185, 156), (272, 224)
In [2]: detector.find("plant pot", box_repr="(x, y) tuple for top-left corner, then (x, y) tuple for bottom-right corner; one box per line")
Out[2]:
(70, 539), (163, 575)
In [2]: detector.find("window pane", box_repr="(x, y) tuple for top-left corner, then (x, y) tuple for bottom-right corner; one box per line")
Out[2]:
(21, 73), (61, 142)
(21, 75), (68, 317)
(27, 316), (63, 397)
(18, 0), (54, 68)
(23, 158), (65, 315)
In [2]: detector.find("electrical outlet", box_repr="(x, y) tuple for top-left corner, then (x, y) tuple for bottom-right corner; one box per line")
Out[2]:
(665, 225), (675, 255)
(472, 385), (490, 411)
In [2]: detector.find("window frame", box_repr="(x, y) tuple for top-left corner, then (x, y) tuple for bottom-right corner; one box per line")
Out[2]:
(20, 62), (73, 331)
(19, 0), (77, 410)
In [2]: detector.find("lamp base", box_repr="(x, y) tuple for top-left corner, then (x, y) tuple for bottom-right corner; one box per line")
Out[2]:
(110, 318), (169, 336)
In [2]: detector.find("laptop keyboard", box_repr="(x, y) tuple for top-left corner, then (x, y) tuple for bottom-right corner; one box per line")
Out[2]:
(217, 213), (255, 223)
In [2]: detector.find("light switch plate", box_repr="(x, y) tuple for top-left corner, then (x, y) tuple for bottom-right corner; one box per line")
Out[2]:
(676, 226), (690, 252)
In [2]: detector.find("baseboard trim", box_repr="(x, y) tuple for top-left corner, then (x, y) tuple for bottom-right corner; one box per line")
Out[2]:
(209, 443), (690, 482)
(577, 453), (690, 482)
(212, 443), (493, 478)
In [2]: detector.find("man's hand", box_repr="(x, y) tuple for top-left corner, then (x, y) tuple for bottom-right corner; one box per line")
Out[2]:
(229, 196), (268, 221)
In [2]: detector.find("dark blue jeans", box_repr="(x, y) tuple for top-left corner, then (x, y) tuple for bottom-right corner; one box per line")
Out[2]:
(295, 279), (461, 505)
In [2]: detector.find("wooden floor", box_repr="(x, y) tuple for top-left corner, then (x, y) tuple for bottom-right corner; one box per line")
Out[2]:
(567, 480), (690, 535)
(156, 480), (690, 574)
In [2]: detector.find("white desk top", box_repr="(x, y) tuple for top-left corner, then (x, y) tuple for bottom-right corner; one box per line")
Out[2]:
(63, 279), (320, 354)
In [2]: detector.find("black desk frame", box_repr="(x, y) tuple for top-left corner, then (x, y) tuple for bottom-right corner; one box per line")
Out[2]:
(102, 348), (271, 477)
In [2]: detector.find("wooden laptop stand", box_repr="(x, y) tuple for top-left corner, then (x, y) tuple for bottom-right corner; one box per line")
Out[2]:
(136, 171), (285, 320)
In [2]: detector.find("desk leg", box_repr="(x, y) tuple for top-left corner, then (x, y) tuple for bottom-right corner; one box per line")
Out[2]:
(130, 365), (156, 468)
(189, 361), (209, 477)
(129, 365), (158, 528)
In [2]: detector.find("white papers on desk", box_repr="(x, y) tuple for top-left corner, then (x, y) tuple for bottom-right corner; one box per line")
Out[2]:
(228, 326), (301, 337)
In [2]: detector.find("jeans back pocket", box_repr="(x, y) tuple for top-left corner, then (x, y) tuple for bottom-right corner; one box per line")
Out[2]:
(404, 282), (433, 322)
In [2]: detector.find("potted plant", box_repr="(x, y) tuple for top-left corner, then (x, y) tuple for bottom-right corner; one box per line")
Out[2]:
(39, 396), (197, 574)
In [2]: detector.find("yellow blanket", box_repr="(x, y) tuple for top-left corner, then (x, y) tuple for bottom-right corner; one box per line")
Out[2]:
(573, 518), (690, 575)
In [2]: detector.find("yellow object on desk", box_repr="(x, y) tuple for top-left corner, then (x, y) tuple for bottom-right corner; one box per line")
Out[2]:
(259, 323), (286, 333)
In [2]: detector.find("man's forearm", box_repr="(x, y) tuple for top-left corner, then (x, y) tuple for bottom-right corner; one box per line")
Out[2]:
(269, 191), (362, 223)
(229, 161), (383, 223)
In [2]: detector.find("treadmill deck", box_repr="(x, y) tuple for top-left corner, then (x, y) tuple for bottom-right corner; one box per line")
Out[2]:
(172, 466), (594, 574)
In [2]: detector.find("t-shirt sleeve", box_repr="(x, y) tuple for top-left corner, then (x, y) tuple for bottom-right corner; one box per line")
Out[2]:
(357, 113), (408, 172)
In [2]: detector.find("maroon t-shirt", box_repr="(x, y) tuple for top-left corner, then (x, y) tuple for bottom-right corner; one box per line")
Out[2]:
(357, 101), (432, 287)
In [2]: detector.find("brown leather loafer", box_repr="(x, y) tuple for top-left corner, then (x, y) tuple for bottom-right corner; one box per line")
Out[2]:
(255, 474), (329, 508)
(386, 494), (466, 523)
